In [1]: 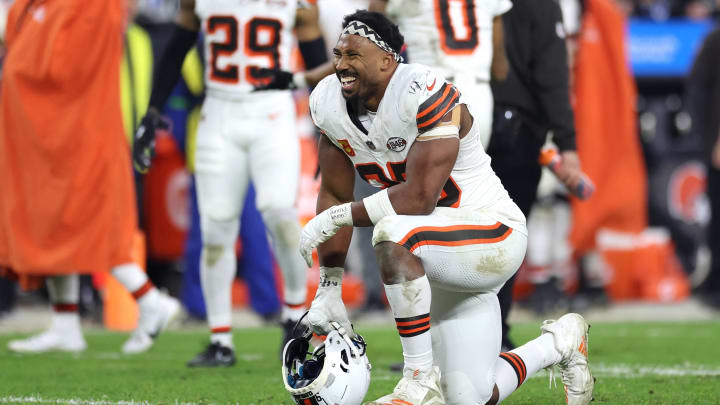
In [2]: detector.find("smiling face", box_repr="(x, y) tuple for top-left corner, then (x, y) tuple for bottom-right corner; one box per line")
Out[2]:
(333, 34), (395, 107)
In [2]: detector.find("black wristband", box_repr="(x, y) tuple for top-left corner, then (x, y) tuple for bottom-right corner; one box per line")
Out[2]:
(553, 129), (577, 152)
(148, 25), (199, 110)
(298, 36), (327, 70)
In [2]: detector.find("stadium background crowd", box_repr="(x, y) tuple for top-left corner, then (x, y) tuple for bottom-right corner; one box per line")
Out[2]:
(0, 0), (718, 337)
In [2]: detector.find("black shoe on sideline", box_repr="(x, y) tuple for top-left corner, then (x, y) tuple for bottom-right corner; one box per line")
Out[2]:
(187, 342), (236, 367)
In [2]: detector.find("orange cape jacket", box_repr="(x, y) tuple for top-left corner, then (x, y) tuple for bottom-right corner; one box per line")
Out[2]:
(569, 0), (648, 254)
(0, 0), (137, 275)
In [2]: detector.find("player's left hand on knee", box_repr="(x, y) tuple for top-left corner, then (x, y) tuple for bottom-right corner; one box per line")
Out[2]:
(299, 204), (353, 267)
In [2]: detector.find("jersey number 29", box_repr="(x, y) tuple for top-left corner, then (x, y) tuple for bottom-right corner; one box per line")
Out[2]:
(207, 15), (282, 86)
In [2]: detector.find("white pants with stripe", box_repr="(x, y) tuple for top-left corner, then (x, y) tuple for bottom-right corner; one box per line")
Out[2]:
(372, 206), (528, 404)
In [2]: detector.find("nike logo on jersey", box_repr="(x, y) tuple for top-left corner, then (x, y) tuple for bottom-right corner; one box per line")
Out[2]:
(426, 78), (437, 91)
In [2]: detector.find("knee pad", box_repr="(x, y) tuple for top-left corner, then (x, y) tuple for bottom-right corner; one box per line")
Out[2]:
(443, 370), (494, 405)
(261, 208), (301, 249)
(371, 216), (400, 247)
(201, 216), (240, 247)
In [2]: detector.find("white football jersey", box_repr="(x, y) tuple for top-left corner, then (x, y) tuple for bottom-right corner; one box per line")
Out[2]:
(318, 0), (370, 60)
(310, 63), (526, 233)
(385, 0), (512, 81)
(195, 0), (302, 98)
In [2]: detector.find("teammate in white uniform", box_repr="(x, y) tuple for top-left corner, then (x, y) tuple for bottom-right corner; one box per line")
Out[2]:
(134, 0), (331, 367)
(298, 10), (594, 404)
(370, 0), (511, 148)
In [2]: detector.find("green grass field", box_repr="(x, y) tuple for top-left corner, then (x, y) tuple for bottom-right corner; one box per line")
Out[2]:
(2, 321), (720, 405)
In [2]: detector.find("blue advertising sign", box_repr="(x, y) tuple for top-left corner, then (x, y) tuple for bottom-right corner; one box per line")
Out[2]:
(628, 19), (715, 78)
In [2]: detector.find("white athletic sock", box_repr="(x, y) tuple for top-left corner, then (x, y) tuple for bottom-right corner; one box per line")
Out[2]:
(47, 275), (82, 336)
(201, 243), (236, 348)
(281, 304), (306, 323)
(47, 274), (79, 304)
(262, 209), (307, 307)
(210, 331), (233, 348)
(496, 333), (561, 402)
(384, 275), (433, 377)
(111, 263), (158, 309)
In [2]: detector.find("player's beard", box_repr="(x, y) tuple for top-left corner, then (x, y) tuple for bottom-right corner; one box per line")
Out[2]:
(342, 89), (360, 103)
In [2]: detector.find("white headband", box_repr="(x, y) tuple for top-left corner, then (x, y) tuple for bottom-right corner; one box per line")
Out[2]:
(341, 20), (403, 62)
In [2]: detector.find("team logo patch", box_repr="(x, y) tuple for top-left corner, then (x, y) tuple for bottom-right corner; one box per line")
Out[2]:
(337, 139), (356, 156)
(426, 77), (437, 91)
(386, 137), (407, 152)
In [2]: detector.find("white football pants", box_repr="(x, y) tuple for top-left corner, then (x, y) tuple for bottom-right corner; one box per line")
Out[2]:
(194, 93), (307, 331)
(373, 207), (528, 403)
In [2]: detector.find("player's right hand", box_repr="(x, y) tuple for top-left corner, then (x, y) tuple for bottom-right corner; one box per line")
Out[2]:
(253, 68), (300, 91)
(556, 150), (582, 190)
(307, 267), (354, 337)
(133, 109), (169, 173)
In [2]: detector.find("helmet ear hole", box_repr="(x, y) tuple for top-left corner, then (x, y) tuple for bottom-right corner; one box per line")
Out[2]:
(340, 349), (349, 366)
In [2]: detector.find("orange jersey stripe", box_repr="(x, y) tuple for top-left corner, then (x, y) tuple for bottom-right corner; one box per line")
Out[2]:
(406, 231), (512, 252)
(131, 281), (154, 300)
(398, 324), (431, 335)
(500, 353), (525, 384)
(398, 222), (505, 246)
(396, 316), (431, 327)
(417, 85), (452, 119)
(509, 352), (527, 382)
(417, 90), (459, 129)
(399, 222), (513, 252)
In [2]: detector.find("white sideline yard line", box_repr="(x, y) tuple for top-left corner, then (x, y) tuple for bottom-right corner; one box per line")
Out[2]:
(0, 397), (157, 405)
(370, 363), (720, 381)
(0, 399), (267, 405)
(0, 397), (217, 405)
(590, 363), (720, 377)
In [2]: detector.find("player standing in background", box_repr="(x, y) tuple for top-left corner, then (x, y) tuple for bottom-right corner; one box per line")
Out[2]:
(0, 0), (181, 355)
(133, 0), (331, 367)
(300, 10), (594, 405)
(488, 0), (582, 351)
(369, 0), (511, 148)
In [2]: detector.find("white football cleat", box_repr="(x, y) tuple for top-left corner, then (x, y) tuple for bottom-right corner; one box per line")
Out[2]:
(122, 292), (182, 354)
(364, 366), (444, 405)
(541, 313), (594, 405)
(8, 330), (86, 353)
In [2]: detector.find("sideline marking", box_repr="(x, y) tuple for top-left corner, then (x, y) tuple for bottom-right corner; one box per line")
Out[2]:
(371, 363), (720, 382)
(0, 397), (201, 405)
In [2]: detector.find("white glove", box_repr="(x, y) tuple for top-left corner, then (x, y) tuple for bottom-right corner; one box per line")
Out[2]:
(307, 266), (354, 337)
(299, 203), (353, 267)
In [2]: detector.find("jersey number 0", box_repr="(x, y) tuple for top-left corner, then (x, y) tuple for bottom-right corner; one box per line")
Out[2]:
(434, 0), (479, 55)
(207, 15), (282, 86)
